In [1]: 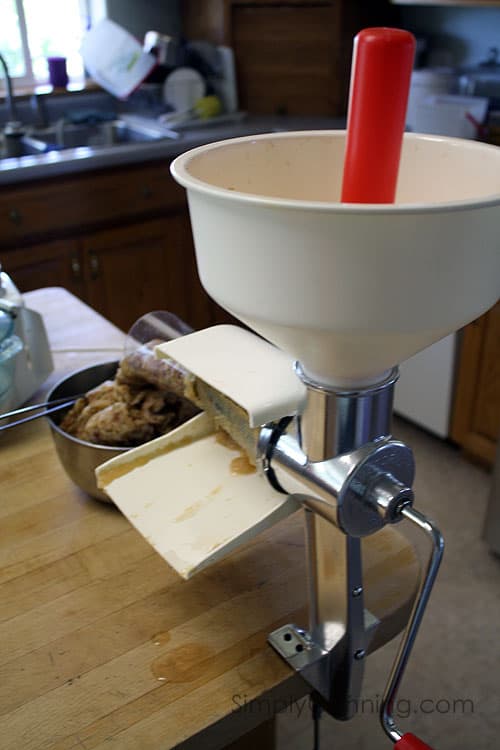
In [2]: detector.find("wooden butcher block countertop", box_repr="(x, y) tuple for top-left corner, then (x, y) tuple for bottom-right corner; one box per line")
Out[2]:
(0, 288), (419, 750)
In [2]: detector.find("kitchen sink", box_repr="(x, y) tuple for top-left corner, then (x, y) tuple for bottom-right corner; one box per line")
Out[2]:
(30, 118), (175, 149)
(0, 134), (49, 159)
(0, 117), (177, 161)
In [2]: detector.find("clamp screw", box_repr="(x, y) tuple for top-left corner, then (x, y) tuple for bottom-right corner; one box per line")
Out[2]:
(354, 649), (365, 661)
(352, 586), (363, 597)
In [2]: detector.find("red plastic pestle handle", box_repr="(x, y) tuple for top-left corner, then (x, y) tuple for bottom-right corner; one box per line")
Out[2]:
(341, 27), (416, 204)
(395, 733), (435, 749)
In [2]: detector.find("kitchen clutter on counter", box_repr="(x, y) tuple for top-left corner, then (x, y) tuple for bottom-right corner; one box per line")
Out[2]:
(0, 20), (243, 169)
(4, 16), (497, 176)
(407, 67), (489, 139)
(80, 19), (240, 130)
(406, 43), (500, 140)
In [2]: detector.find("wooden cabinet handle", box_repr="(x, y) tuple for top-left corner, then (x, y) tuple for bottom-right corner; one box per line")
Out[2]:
(8, 208), (23, 225)
(71, 257), (82, 279)
(89, 253), (100, 280)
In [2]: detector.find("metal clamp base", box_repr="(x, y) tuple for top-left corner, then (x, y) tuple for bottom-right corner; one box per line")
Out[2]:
(268, 624), (326, 668)
(269, 609), (380, 719)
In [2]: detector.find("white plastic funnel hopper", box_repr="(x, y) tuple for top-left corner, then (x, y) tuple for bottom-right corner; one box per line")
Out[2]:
(171, 131), (500, 387)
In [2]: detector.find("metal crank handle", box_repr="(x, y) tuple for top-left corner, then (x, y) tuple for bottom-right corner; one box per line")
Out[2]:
(380, 506), (444, 750)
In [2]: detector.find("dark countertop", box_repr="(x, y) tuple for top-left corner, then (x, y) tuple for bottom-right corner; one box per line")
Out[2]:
(0, 115), (345, 186)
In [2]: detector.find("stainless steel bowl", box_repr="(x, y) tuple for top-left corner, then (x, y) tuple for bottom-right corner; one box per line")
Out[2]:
(47, 361), (129, 502)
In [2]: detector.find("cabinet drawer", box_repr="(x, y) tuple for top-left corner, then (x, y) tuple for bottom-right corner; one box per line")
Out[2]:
(0, 161), (186, 247)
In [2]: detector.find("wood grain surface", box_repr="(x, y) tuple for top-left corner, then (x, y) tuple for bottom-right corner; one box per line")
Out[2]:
(0, 288), (420, 750)
(451, 300), (500, 467)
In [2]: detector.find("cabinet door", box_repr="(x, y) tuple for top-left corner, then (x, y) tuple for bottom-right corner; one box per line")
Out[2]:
(231, 2), (346, 115)
(1, 239), (84, 298)
(82, 218), (190, 333)
(451, 301), (500, 466)
(184, 1), (386, 116)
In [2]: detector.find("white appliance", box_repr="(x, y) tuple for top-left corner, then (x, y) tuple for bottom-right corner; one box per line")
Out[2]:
(0, 270), (53, 411)
(394, 334), (456, 438)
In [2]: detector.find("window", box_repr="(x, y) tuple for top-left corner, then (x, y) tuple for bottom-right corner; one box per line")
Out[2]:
(0, 0), (88, 89)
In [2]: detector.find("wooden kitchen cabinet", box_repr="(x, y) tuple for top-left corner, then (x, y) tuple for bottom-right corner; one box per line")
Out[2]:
(183, 0), (389, 116)
(451, 300), (500, 467)
(0, 162), (185, 247)
(1, 239), (85, 300)
(81, 218), (189, 333)
(0, 160), (217, 333)
(231, 2), (347, 115)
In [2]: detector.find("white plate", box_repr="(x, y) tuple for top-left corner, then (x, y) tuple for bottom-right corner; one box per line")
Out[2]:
(163, 67), (206, 112)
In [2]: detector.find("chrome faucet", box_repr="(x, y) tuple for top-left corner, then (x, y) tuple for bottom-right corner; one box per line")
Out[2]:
(0, 52), (26, 156)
